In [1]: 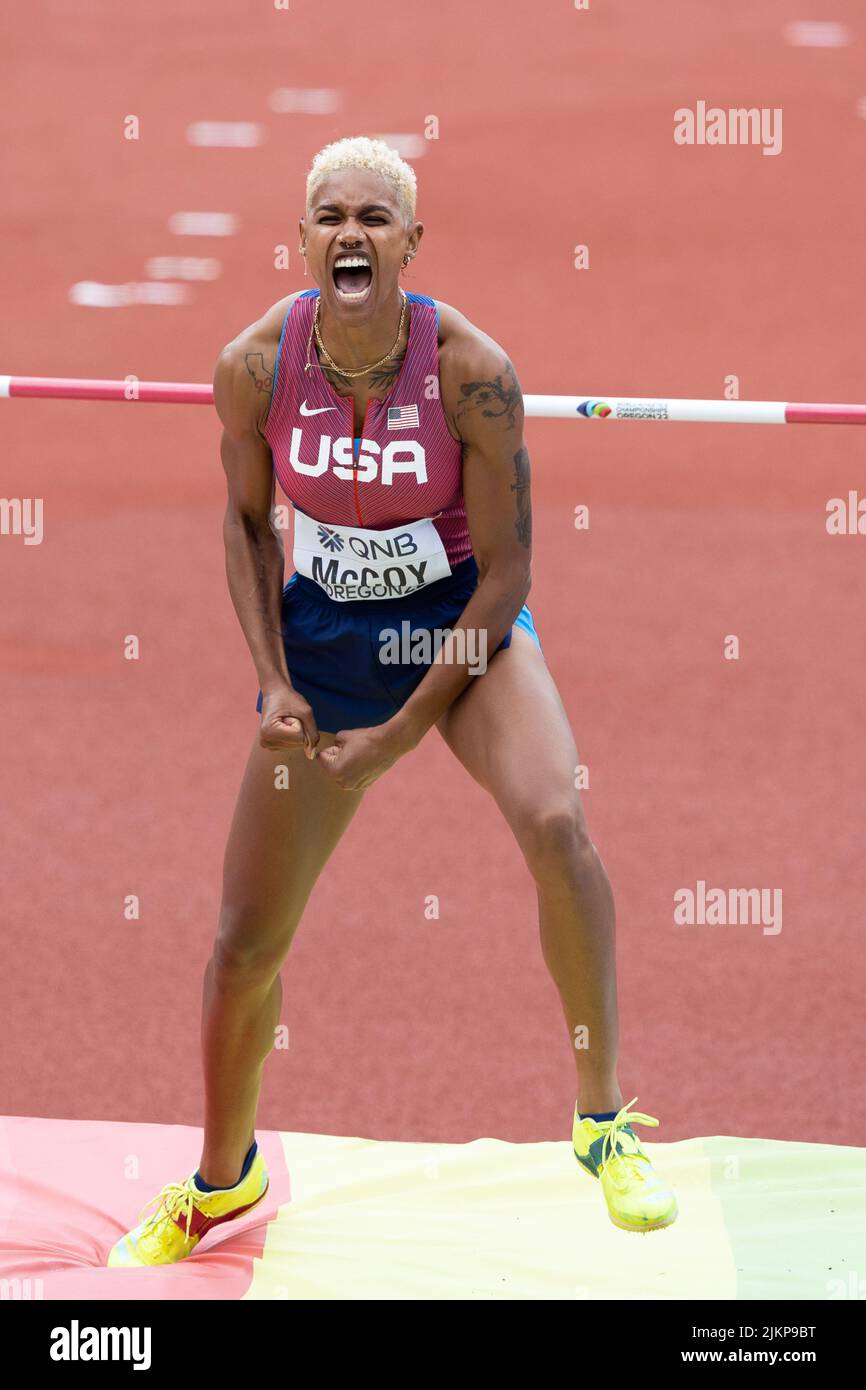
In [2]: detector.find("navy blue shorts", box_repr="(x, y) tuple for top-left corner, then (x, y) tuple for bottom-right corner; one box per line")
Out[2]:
(255, 555), (542, 732)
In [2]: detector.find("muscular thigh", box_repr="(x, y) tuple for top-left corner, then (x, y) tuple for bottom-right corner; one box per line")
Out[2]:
(436, 629), (585, 834)
(220, 732), (364, 949)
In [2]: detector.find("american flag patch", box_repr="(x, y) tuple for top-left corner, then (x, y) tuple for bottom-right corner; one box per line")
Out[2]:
(387, 404), (420, 430)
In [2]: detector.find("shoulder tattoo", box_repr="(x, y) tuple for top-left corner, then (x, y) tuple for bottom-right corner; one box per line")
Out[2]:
(454, 357), (521, 431)
(244, 351), (274, 395)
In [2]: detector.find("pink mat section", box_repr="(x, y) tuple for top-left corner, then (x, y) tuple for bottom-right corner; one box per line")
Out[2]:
(0, 1116), (289, 1299)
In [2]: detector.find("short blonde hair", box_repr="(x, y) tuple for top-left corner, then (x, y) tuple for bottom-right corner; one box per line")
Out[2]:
(306, 136), (417, 226)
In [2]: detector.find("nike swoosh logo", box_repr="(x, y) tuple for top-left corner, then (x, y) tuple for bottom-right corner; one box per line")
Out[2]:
(299, 400), (338, 416)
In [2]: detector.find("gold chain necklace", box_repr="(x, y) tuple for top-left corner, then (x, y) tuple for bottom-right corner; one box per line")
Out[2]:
(309, 289), (408, 379)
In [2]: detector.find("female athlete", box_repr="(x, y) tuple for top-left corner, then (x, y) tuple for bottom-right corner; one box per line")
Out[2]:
(108, 137), (676, 1266)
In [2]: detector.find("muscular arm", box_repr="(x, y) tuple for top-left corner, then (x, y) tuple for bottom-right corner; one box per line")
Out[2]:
(213, 308), (318, 750)
(389, 334), (533, 746)
(213, 342), (288, 691)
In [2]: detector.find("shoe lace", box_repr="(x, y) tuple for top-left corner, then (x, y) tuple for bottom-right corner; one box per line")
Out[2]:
(597, 1097), (660, 1190)
(137, 1179), (200, 1243)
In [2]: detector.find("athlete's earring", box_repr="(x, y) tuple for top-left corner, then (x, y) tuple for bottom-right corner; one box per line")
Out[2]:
(299, 246), (308, 276)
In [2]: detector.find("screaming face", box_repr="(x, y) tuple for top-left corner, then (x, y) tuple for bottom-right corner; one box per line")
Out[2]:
(301, 167), (423, 318)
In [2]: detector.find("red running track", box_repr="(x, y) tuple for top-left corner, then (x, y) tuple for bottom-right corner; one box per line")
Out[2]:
(1, 1), (865, 1147)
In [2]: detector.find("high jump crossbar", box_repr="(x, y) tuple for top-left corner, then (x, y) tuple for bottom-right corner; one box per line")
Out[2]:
(2, 376), (866, 424)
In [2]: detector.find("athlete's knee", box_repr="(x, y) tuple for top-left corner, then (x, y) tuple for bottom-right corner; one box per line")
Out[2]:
(212, 903), (292, 985)
(515, 801), (595, 879)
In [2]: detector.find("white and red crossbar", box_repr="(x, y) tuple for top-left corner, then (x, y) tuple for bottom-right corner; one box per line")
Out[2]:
(1, 375), (866, 424)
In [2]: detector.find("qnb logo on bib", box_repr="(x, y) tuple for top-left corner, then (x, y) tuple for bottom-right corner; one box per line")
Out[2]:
(289, 428), (427, 485)
(294, 511), (451, 601)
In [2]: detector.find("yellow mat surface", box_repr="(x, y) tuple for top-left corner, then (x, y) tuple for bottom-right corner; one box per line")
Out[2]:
(246, 1131), (864, 1300)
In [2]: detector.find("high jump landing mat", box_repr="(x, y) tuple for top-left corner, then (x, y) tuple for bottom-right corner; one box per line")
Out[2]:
(0, 1116), (862, 1300)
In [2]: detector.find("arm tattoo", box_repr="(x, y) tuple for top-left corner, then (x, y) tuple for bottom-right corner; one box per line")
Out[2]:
(455, 358), (521, 430)
(244, 352), (274, 394)
(511, 446), (532, 549)
(243, 514), (284, 639)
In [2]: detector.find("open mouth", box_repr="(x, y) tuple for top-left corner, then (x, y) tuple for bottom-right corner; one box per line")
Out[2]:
(332, 254), (373, 301)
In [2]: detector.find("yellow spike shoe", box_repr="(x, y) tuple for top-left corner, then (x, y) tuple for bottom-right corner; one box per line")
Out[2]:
(107, 1149), (269, 1267)
(572, 1098), (678, 1233)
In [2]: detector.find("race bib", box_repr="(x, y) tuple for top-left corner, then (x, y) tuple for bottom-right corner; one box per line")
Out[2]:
(293, 511), (452, 602)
